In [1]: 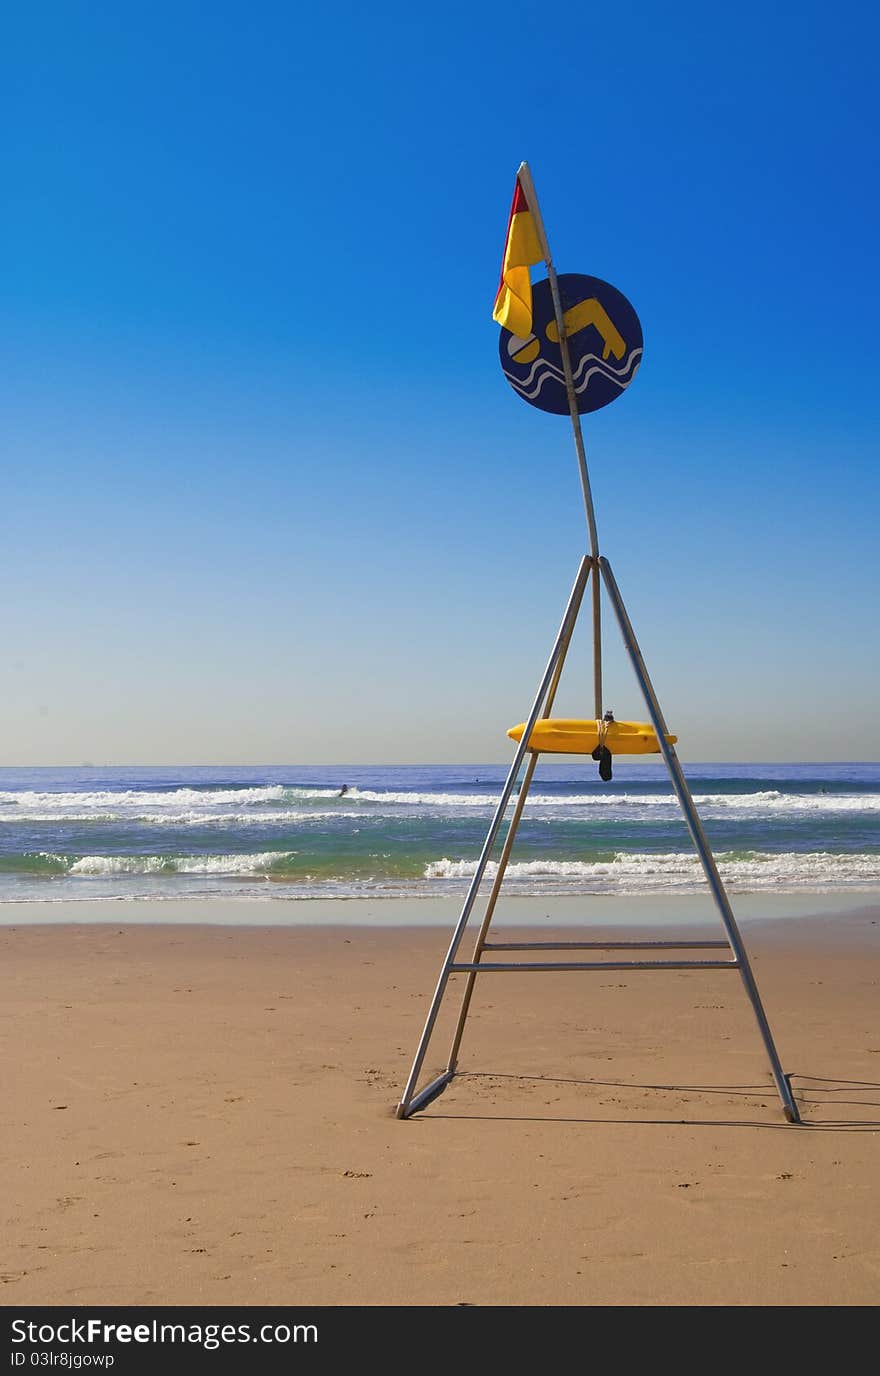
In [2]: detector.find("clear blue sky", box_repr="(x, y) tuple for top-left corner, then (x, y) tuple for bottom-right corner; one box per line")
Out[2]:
(4, 2), (878, 764)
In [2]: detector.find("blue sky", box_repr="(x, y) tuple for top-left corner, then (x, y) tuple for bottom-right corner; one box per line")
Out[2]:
(4, 1), (878, 764)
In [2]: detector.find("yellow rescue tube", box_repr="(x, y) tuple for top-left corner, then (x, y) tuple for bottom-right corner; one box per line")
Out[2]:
(507, 719), (677, 756)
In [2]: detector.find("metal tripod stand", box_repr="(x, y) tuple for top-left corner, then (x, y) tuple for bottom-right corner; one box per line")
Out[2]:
(395, 554), (800, 1123)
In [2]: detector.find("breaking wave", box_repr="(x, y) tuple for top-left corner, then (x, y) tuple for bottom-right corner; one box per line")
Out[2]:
(424, 850), (880, 894)
(2, 852), (298, 878)
(2, 785), (878, 825)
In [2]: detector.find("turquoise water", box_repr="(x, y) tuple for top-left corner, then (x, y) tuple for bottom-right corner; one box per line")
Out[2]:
(0, 762), (878, 902)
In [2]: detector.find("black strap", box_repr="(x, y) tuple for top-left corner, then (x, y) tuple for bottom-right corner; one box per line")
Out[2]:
(591, 743), (613, 781)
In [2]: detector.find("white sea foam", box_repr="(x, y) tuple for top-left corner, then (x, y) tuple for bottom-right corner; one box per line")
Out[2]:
(317, 786), (880, 814)
(2, 785), (878, 823)
(0, 785), (347, 825)
(67, 852), (292, 876)
(0, 785), (338, 810)
(139, 809), (346, 826)
(424, 851), (880, 893)
(342, 788), (510, 807)
(691, 791), (880, 813)
(0, 809), (354, 827)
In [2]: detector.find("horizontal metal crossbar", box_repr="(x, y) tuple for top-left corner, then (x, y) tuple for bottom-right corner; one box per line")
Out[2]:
(482, 940), (729, 951)
(448, 960), (739, 973)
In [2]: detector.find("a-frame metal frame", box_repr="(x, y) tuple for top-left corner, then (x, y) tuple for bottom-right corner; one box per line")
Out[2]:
(395, 162), (800, 1124)
(395, 555), (800, 1123)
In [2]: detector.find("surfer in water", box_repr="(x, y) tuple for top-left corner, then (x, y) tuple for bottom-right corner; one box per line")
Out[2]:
(337, 784), (349, 797)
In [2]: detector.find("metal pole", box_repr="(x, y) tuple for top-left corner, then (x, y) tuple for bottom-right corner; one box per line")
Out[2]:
(445, 750), (539, 1072)
(516, 162), (602, 719)
(590, 560), (602, 722)
(445, 558), (593, 1071)
(599, 556), (800, 1124)
(396, 556), (591, 1119)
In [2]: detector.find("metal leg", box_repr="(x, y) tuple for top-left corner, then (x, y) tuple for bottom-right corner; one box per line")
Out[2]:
(591, 568), (602, 719)
(395, 556), (592, 1119)
(599, 557), (800, 1124)
(445, 750), (539, 1073)
(445, 561), (593, 1071)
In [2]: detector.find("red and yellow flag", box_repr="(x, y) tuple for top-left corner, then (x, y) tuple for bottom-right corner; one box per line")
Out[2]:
(492, 174), (544, 338)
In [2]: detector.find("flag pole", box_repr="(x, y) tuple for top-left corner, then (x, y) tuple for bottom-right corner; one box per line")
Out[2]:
(516, 161), (602, 718)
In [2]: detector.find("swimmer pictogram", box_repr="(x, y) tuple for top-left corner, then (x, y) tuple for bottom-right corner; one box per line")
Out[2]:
(498, 273), (643, 415)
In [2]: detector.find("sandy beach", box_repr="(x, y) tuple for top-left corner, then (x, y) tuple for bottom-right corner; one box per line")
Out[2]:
(2, 898), (879, 1307)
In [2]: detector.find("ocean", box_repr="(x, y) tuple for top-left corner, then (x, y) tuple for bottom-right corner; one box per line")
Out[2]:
(0, 761), (878, 905)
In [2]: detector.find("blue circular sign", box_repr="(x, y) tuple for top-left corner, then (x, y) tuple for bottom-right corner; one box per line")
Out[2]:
(498, 273), (643, 414)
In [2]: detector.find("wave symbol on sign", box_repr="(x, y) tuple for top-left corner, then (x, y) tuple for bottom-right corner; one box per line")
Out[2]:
(505, 346), (642, 402)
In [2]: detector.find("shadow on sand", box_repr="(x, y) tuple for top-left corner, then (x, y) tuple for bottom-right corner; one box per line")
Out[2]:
(414, 1070), (880, 1131)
